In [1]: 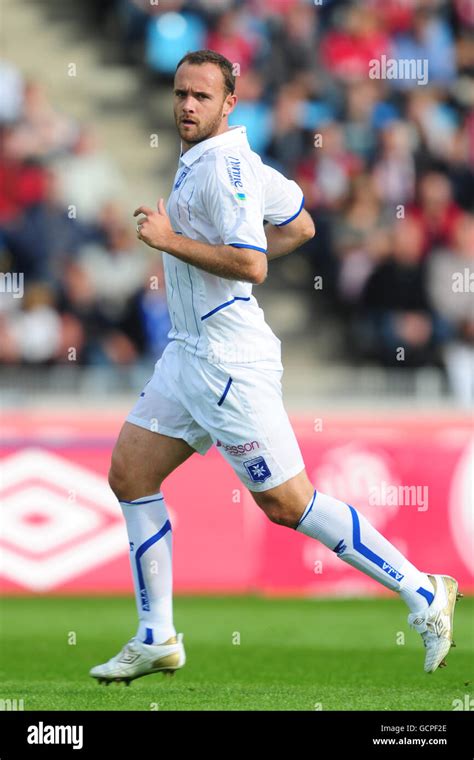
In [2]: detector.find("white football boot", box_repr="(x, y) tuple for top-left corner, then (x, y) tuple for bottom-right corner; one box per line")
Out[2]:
(408, 574), (463, 673)
(89, 633), (185, 685)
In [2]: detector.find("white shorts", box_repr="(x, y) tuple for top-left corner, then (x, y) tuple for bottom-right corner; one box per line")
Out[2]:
(126, 341), (305, 492)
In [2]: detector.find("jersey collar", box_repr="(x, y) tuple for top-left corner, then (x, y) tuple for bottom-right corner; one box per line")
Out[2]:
(179, 126), (248, 167)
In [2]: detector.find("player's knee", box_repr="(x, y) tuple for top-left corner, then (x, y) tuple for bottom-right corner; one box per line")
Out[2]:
(108, 459), (128, 500)
(108, 447), (135, 500)
(108, 447), (164, 501)
(257, 497), (297, 529)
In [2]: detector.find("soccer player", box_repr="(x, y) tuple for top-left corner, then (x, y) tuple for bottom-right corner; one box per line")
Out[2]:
(90, 50), (461, 685)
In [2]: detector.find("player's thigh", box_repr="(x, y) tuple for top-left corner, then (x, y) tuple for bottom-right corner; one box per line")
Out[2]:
(109, 421), (195, 500)
(193, 360), (306, 493)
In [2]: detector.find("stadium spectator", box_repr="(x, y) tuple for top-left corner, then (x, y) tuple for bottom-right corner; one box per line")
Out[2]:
(0, 283), (63, 364)
(53, 126), (126, 224)
(427, 213), (474, 404)
(8, 79), (78, 161)
(320, 6), (392, 83)
(392, 6), (457, 89)
(359, 216), (451, 366)
(1, 169), (92, 286)
(372, 120), (417, 206)
(0, 125), (48, 223)
(78, 218), (149, 322)
(409, 172), (464, 256)
(205, 8), (260, 74)
(296, 121), (361, 211)
(335, 173), (391, 304)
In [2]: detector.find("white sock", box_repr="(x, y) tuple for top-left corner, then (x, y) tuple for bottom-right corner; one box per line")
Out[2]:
(119, 492), (176, 645)
(296, 490), (435, 613)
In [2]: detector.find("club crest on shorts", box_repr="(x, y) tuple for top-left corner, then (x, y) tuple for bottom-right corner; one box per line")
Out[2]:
(244, 456), (271, 483)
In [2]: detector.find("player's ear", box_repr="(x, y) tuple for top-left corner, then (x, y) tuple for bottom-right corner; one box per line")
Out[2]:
(223, 93), (237, 118)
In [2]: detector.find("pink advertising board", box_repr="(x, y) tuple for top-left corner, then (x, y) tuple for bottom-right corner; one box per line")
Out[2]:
(1, 410), (472, 596)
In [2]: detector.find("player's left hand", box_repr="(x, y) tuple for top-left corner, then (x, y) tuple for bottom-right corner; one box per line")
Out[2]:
(134, 199), (174, 250)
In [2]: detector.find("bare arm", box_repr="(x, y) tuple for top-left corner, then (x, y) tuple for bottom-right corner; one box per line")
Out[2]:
(134, 200), (267, 284)
(162, 234), (267, 284)
(265, 208), (316, 261)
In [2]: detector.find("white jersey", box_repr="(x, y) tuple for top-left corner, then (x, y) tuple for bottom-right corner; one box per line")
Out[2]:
(163, 125), (304, 365)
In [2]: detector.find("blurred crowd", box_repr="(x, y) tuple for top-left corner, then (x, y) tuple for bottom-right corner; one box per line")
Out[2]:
(0, 0), (473, 400)
(0, 73), (171, 367)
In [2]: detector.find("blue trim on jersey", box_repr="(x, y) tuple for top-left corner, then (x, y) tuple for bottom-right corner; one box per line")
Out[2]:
(295, 489), (317, 528)
(229, 243), (267, 253)
(136, 520), (172, 612)
(121, 496), (164, 505)
(349, 505), (404, 582)
(217, 376), (233, 407)
(416, 586), (434, 606)
(276, 196), (305, 227)
(201, 296), (251, 321)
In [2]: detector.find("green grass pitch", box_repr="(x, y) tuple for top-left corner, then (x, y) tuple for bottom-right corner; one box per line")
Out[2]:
(1, 595), (472, 711)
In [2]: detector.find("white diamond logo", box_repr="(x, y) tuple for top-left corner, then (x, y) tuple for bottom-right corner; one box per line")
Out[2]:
(0, 448), (127, 591)
(2, 485), (102, 554)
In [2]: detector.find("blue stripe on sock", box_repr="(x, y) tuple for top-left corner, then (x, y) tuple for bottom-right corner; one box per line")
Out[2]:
(416, 586), (434, 606)
(296, 490), (317, 528)
(349, 505), (404, 582)
(135, 520), (172, 612)
(143, 628), (154, 645)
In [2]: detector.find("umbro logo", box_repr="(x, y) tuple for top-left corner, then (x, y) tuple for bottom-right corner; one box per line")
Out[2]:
(118, 652), (140, 664)
(431, 614), (448, 638)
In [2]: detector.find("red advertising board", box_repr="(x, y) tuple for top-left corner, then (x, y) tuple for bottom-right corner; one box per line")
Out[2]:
(1, 410), (472, 596)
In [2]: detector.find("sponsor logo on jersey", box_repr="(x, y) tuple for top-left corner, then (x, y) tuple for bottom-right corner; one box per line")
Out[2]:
(216, 439), (260, 457)
(244, 456), (272, 483)
(224, 155), (244, 188)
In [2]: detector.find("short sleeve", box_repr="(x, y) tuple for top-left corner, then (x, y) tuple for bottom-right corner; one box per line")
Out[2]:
(201, 154), (268, 253)
(263, 165), (305, 226)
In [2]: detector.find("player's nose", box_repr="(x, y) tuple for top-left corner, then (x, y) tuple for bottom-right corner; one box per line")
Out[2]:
(181, 95), (196, 109)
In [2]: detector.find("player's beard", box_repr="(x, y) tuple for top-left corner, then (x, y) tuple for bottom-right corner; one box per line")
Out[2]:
(177, 109), (225, 146)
